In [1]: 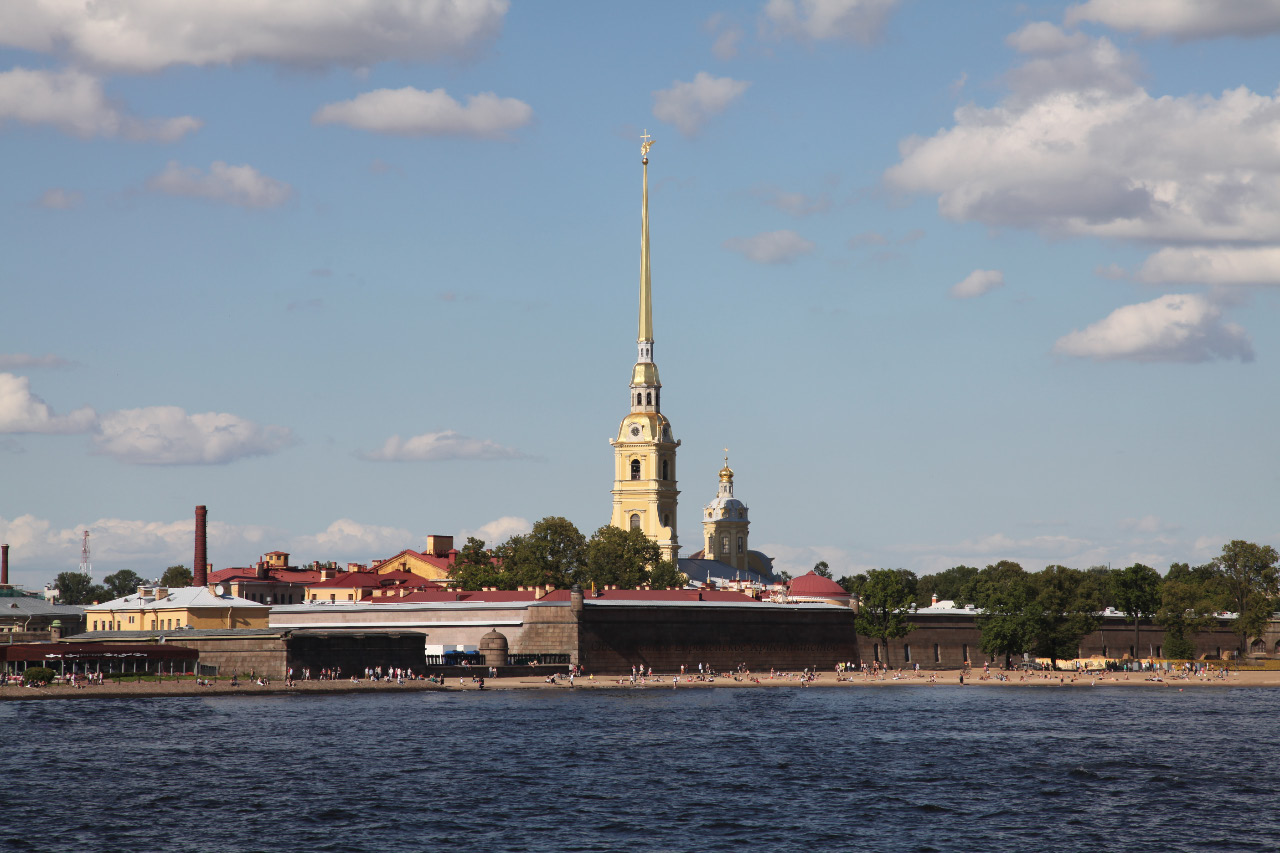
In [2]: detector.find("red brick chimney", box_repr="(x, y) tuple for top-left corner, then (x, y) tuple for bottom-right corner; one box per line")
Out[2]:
(1, 543), (8, 585)
(194, 505), (208, 587)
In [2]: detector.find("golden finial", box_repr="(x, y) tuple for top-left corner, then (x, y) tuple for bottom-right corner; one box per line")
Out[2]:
(641, 128), (655, 160)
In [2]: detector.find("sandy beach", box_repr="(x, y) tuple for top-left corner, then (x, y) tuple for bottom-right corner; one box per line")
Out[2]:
(4, 666), (1278, 700)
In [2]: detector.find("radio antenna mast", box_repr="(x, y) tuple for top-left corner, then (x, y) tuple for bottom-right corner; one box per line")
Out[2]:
(79, 530), (91, 580)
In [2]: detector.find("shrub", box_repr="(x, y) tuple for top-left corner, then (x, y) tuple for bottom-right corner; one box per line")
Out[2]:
(22, 667), (57, 686)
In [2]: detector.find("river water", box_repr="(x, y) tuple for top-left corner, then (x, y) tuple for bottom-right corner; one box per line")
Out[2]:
(1, 685), (1273, 852)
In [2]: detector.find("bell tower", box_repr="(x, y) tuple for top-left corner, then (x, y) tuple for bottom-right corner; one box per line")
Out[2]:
(610, 132), (680, 560)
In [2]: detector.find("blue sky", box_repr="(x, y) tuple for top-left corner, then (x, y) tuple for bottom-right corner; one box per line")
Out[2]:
(2, 0), (1278, 586)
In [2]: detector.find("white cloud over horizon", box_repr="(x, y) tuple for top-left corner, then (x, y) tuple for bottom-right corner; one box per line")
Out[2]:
(652, 72), (749, 137)
(762, 0), (900, 43)
(1065, 0), (1280, 40)
(363, 430), (526, 462)
(1053, 293), (1254, 363)
(93, 407), (296, 465)
(723, 229), (815, 264)
(1135, 246), (1280, 286)
(0, 67), (201, 140)
(950, 269), (1004, 299)
(459, 516), (532, 546)
(313, 87), (532, 138)
(0, 373), (96, 434)
(0, 0), (509, 72)
(148, 161), (292, 208)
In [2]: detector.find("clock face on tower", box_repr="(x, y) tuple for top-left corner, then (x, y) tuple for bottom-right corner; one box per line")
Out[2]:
(629, 424), (642, 439)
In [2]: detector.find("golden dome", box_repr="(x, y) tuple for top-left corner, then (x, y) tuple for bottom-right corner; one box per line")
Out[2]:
(719, 465), (734, 482)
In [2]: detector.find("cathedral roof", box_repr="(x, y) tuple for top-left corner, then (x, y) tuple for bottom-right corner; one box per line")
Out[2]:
(787, 571), (850, 598)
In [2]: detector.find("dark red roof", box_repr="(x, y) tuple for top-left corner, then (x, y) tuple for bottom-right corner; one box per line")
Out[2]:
(209, 567), (321, 585)
(787, 571), (850, 597)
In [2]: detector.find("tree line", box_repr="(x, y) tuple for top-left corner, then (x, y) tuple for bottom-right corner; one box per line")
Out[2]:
(837, 540), (1278, 668)
(53, 565), (193, 606)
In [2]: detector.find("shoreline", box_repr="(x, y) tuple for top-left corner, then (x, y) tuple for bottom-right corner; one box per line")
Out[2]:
(3, 668), (1273, 700)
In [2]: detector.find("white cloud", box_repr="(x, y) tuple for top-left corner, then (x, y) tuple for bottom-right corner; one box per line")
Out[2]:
(757, 542), (871, 581)
(1053, 293), (1254, 363)
(753, 185), (832, 216)
(313, 87), (532, 138)
(892, 532), (1106, 576)
(885, 30), (1280, 244)
(363, 430), (526, 461)
(38, 188), (82, 209)
(950, 269), (1004, 299)
(1135, 246), (1280, 286)
(148, 161), (292, 209)
(762, 0), (899, 43)
(0, 353), (72, 369)
(0, 373), (95, 434)
(0, 0), (509, 72)
(652, 72), (749, 137)
(723, 229), (815, 264)
(0, 66), (200, 140)
(292, 519), (415, 559)
(93, 406), (296, 465)
(460, 516), (531, 546)
(1066, 0), (1280, 40)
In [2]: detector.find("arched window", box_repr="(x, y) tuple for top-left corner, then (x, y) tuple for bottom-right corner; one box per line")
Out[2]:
(737, 536), (744, 553)
(646, 391), (652, 405)
(630, 459), (640, 480)
(663, 513), (670, 529)
(721, 535), (730, 555)
(661, 459), (669, 480)
(629, 514), (641, 530)
(636, 393), (642, 406)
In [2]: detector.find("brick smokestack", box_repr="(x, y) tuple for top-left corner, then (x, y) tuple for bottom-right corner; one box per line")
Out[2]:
(1, 543), (8, 585)
(194, 506), (208, 587)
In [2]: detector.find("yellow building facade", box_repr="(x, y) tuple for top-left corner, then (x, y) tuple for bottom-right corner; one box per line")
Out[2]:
(610, 136), (680, 560)
(83, 586), (268, 632)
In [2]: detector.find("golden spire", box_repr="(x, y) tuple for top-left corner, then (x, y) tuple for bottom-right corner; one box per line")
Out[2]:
(638, 130), (654, 344)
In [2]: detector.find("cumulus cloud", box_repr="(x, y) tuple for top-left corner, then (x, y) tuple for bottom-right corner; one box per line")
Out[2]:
(652, 72), (749, 137)
(753, 185), (832, 216)
(0, 373), (96, 434)
(313, 87), (532, 138)
(1053, 293), (1254, 363)
(93, 406), (296, 465)
(363, 430), (526, 461)
(0, 0), (509, 72)
(762, 0), (899, 43)
(0, 67), (201, 140)
(723, 229), (815, 264)
(460, 516), (532, 546)
(950, 269), (1005, 299)
(885, 29), (1280, 244)
(1135, 246), (1280, 286)
(38, 188), (82, 209)
(1065, 0), (1280, 40)
(293, 519), (415, 558)
(0, 353), (72, 369)
(148, 161), (292, 208)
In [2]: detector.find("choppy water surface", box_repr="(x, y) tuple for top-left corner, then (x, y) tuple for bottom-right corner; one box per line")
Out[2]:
(1, 686), (1273, 853)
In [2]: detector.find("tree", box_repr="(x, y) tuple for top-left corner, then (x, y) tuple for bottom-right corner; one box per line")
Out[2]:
(1157, 570), (1223, 660)
(104, 569), (146, 599)
(501, 517), (586, 589)
(1109, 563), (1162, 660)
(161, 565), (193, 588)
(962, 561), (1035, 668)
(813, 560), (832, 579)
(1029, 565), (1101, 668)
(853, 569), (917, 668)
(448, 537), (507, 590)
(1215, 540), (1280, 657)
(52, 571), (108, 605)
(916, 565), (978, 607)
(776, 570), (792, 584)
(580, 525), (660, 589)
(648, 559), (688, 589)
(838, 573), (867, 597)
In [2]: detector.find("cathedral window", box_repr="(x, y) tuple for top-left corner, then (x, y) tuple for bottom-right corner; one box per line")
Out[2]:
(737, 536), (744, 553)
(661, 459), (668, 480)
(663, 513), (670, 528)
(630, 514), (641, 531)
(636, 393), (642, 406)
(630, 459), (640, 480)
(646, 391), (652, 405)
(721, 535), (729, 555)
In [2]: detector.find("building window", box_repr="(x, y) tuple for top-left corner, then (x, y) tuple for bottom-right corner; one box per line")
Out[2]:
(737, 536), (744, 554)
(662, 513), (670, 528)
(92, 620), (98, 631)
(903, 644), (911, 662)
(962, 644), (969, 663)
(636, 393), (642, 406)
(129, 616), (135, 625)
(1156, 645), (1162, 657)
(873, 643), (880, 663)
(661, 459), (669, 480)
(721, 535), (730, 555)
(630, 514), (641, 531)
(646, 391), (652, 405)
(933, 643), (940, 663)
(631, 459), (641, 480)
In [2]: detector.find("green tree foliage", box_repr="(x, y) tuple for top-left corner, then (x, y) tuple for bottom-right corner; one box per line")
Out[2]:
(580, 525), (660, 589)
(648, 559), (688, 590)
(1215, 540), (1280, 656)
(854, 569), (917, 668)
(916, 565), (979, 607)
(104, 569), (146, 599)
(838, 573), (867, 597)
(1081, 565), (1115, 610)
(813, 560), (832, 579)
(962, 561), (1036, 668)
(1109, 563), (1162, 659)
(22, 667), (56, 686)
(1157, 566), (1223, 660)
(52, 571), (108, 605)
(161, 565), (193, 588)
(500, 517), (586, 589)
(1029, 565), (1101, 667)
(447, 537), (507, 590)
